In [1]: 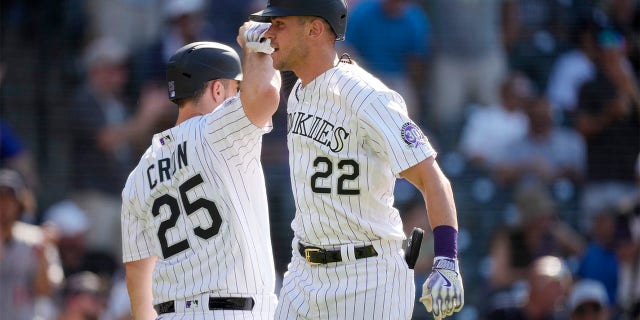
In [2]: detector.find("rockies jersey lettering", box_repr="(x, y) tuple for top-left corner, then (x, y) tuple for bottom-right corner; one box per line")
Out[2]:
(286, 62), (435, 246)
(287, 112), (350, 152)
(121, 97), (276, 305)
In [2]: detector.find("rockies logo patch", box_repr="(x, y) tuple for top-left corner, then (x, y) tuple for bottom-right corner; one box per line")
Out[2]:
(401, 122), (426, 147)
(168, 81), (176, 98)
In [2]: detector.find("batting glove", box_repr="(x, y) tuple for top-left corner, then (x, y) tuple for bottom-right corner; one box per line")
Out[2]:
(420, 256), (464, 320)
(244, 21), (274, 54)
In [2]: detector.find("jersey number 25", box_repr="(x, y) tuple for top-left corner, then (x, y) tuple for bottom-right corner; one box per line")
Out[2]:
(152, 173), (222, 258)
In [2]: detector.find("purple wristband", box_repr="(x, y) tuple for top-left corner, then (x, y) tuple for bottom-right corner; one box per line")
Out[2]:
(433, 225), (458, 258)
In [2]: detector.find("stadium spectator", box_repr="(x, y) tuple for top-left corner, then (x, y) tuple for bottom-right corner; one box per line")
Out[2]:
(344, 0), (431, 122)
(0, 168), (63, 320)
(487, 255), (573, 320)
(613, 153), (640, 318)
(0, 119), (39, 193)
(128, 0), (214, 144)
(487, 184), (584, 296)
(55, 271), (106, 320)
(574, 20), (640, 231)
(605, 0), (640, 72)
(575, 207), (619, 306)
(545, 10), (604, 125)
(615, 206), (640, 318)
(425, 0), (515, 150)
(507, 0), (576, 91)
(0, 62), (39, 191)
(495, 96), (586, 188)
(84, 0), (164, 54)
(129, 0), (212, 92)
(42, 199), (118, 279)
(101, 269), (132, 320)
(458, 71), (533, 171)
(568, 279), (610, 320)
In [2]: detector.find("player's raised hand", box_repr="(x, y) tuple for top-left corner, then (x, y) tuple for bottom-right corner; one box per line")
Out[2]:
(420, 256), (464, 320)
(237, 21), (273, 54)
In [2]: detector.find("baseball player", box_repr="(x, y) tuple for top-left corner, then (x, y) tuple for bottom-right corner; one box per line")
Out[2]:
(250, 0), (464, 319)
(121, 23), (281, 319)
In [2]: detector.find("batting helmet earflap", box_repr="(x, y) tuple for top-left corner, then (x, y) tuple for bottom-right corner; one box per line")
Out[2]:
(249, 0), (348, 41)
(166, 41), (242, 102)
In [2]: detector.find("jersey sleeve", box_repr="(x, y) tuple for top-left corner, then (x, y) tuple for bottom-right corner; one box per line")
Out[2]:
(359, 91), (436, 176)
(121, 175), (155, 263)
(202, 97), (271, 167)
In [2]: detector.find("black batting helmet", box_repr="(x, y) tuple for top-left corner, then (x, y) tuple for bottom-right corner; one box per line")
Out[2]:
(250, 0), (348, 41)
(166, 41), (242, 102)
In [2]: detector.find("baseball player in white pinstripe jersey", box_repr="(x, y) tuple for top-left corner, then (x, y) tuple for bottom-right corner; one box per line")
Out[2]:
(250, 0), (464, 319)
(121, 23), (281, 319)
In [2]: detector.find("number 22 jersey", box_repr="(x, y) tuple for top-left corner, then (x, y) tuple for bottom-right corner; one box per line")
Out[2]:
(286, 62), (436, 247)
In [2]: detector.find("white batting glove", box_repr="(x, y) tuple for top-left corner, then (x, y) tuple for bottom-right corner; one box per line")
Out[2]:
(420, 256), (464, 320)
(244, 21), (274, 54)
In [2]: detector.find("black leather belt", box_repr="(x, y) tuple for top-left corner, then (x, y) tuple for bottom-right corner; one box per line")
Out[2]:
(154, 297), (254, 314)
(299, 243), (378, 265)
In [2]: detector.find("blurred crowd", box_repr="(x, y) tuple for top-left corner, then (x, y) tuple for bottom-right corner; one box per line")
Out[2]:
(1, 0), (639, 319)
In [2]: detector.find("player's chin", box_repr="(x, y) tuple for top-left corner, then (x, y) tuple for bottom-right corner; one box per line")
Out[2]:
(271, 52), (285, 69)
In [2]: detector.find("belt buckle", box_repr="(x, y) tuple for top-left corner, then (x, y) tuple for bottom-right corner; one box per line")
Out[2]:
(304, 248), (322, 265)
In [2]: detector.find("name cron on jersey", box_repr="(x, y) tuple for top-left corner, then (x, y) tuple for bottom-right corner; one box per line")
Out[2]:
(146, 140), (189, 190)
(287, 112), (350, 152)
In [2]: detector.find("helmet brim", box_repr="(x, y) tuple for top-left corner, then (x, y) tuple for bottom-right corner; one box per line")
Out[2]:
(250, 6), (319, 21)
(249, 10), (272, 22)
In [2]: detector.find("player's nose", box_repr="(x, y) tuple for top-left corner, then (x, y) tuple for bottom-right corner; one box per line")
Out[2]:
(264, 24), (275, 39)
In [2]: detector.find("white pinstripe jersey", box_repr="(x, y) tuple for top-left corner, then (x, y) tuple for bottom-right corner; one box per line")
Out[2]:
(287, 61), (436, 246)
(121, 97), (276, 305)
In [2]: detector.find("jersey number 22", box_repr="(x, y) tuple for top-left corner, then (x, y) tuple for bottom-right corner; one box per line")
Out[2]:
(311, 157), (360, 195)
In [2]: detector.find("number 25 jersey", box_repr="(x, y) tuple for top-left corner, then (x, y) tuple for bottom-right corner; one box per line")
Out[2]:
(121, 97), (276, 304)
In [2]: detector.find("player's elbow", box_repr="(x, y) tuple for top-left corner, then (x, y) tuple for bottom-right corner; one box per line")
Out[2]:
(424, 158), (454, 194)
(263, 85), (281, 111)
(252, 86), (280, 112)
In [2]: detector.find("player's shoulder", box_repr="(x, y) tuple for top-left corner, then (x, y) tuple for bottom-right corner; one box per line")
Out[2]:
(121, 165), (142, 202)
(206, 96), (242, 118)
(198, 96), (245, 130)
(335, 62), (390, 94)
(334, 62), (401, 109)
(335, 62), (382, 86)
(121, 142), (157, 199)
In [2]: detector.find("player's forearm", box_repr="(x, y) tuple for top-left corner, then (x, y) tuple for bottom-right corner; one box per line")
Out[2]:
(236, 21), (281, 126)
(424, 179), (458, 229)
(401, 157), (458, 229)
(125, 258), (157, 320)
(423, 165), (458, 229)
(240, 51), (281, 126)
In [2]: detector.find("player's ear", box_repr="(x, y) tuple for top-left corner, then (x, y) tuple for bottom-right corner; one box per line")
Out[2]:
(307, 18), (326, 40)
(211, 80), (226, 103)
